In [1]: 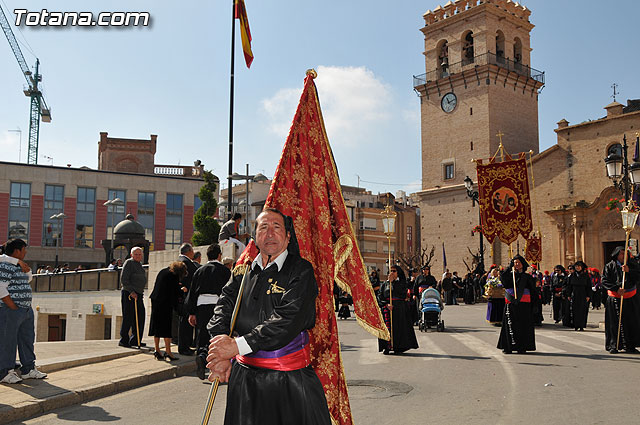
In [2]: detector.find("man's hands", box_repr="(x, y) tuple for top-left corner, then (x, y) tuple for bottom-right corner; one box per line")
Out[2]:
(618, 288), (626, 296)
(623, 264), (630, 273)
(188, 314), (197, 327)
(17, 260), (31, 274)
(206, 335), (239, 383)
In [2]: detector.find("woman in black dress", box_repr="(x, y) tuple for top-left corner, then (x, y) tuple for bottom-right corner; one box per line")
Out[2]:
(568, 261), (592, 331)
(377, 265), (419, 354)
(149, 261), (188, 360)
(497, 255), (537, 354)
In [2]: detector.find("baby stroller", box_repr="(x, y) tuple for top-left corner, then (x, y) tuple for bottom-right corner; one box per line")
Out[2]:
(418, 287), (444, 332)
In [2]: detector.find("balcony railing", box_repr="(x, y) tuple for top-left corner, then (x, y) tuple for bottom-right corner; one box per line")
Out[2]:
(413, 52), (545, 89)
(154, 165), (203, 178)
(32, 266), (149, 293)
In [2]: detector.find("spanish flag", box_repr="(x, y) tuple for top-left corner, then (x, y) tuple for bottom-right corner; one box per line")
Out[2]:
(235, 0), (253, 68)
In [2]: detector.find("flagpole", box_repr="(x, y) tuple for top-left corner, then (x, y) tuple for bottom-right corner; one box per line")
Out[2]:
(227, 0), (236, 220)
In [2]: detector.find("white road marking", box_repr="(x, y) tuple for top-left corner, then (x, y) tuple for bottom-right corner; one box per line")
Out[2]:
(416, 333), (452, 360)
(537, 331), (603, 351)
(358, 338), (389, 364)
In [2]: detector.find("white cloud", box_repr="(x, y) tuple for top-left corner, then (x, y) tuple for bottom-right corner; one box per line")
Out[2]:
(0, 131), (21, 162)
(261, 65), (392, 147)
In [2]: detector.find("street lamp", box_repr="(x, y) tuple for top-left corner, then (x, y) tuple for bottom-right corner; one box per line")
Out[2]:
(464, 176), (485, 274)
(605, 134), (640, 201)
(49, 212), (67, 268)
(230, 164), (268, 239)
(380, 203), (397, 348)
(103, 197), (124, 261)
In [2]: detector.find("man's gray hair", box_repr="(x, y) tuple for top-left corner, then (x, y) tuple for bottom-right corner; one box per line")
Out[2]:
(180, 243), (193, 255)
(130, 246), (143, 255)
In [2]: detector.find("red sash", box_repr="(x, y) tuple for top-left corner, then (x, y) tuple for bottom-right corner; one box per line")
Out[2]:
(608, 287), (637, 299)
(505, 294), (531, 303)
(236, 344), (310, 371)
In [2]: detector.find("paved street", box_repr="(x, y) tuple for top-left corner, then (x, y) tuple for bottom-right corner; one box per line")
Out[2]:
(13, 303), (640, 425)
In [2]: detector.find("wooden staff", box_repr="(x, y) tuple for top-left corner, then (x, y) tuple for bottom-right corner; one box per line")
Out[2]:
(201, 266), (251, 425)
(509, 244), (518, 299)
(616, 236), (631, 351)
(128, 293), (141, 349)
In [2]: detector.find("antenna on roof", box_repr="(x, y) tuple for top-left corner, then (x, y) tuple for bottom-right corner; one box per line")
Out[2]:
(612, 83), (619, 102)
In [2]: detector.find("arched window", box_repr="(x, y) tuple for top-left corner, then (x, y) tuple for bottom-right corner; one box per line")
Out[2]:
(608, 143), (623, 157)
(462, 31), (474, 64)
(437, 39), (449, 78)
(496, 30), (505, 62)
(513, 37), (523, 64)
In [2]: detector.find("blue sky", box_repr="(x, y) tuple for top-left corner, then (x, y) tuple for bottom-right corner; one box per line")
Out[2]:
(1, 0), (639, 195)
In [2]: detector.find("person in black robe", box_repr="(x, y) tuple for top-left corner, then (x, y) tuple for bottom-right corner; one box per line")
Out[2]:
(413, 266), (438, 319)
(337, 289), (352, 320)
(551, 265), (566, 323)
(206, 208), (331, 425)
(601, 246), (640, 354)
(497, 255), (537, 354)
(149, 261), (188, 360)
(377, 265), (419, 355)
(568, 261), (591, 331)
(185, 243), (232, 380)
(463, 273), (475, 304)
(562, 264), (574, 328)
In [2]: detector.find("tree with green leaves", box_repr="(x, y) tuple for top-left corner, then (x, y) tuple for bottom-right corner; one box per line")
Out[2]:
(192, 170), (221, 246)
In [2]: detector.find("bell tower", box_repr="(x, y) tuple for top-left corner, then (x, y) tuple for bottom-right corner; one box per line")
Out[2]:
(414, 0), (545, 272)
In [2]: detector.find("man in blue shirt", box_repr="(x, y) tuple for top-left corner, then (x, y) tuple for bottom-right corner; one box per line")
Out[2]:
(0, 238), (47, 384)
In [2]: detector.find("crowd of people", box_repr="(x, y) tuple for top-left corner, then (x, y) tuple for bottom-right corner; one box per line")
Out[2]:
(355, 246), (640, 357)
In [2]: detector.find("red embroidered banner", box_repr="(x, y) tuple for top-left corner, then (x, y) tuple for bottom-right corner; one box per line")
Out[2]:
(525, 235), (542, 264)
(476, 153), (533, 245)
(264, 71), (388, 425)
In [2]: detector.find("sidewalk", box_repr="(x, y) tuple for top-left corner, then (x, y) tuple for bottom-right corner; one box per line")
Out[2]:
(0, 338), (196, 425)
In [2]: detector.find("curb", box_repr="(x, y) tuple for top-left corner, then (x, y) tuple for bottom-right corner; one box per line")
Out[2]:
(38, 350), (141, 374)
(0, 361), (195, 425)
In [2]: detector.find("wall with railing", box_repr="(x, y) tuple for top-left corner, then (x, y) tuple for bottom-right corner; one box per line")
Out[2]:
(31, 266), (149, 292)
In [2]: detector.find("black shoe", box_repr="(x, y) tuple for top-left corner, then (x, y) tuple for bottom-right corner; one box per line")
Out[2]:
(196, 356), (206, 380)
(178, 349), (195, 356)
(517, 350), (526, 354)
(609, 348), (619, 354)
(118, 341), (132, 348)
(164, 352), (179, 361)
(625, 348), (640, 354)
(153, 351), (163, 361)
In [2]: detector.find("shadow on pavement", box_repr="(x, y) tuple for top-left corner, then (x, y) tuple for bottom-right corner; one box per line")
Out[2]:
(56, 405), (120, 422)
(527, 351), (640, 363)
(399, 352), (491, 361)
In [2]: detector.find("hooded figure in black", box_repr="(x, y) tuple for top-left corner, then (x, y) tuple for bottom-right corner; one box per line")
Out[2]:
(377, 265), (419, 355)
(497, 254), (537, 354)
(601, 246), (640, 353)
(206, 208), (331, 425)
(568, 260), (592, 331)
(551, 265), (566, 323)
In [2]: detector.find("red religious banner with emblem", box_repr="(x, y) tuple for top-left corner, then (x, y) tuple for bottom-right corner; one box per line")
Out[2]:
(476, 152), (533, 245)
(525, 235), (542, 264)
(263, 70), (389, 425)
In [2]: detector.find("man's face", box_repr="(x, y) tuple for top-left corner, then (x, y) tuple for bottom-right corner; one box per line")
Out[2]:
(423, 268), (430, 275)
(131, 249), (143, 262)
(514, 259), (523, 271)
(617, 251), (626, 263)
(13, 246), (27, 261)
(255, 211), (290, 259)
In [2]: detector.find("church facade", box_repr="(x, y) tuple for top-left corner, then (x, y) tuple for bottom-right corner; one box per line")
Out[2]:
(414, 0), (640, 273)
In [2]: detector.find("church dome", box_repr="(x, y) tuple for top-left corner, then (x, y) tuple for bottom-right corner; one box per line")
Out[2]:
(114, 214), (145, 238)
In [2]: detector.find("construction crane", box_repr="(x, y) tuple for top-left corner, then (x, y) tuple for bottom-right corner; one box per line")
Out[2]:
(0, 4), (51, 164)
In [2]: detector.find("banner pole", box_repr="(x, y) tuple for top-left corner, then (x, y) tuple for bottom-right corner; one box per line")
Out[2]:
(616, 233), (631, 351)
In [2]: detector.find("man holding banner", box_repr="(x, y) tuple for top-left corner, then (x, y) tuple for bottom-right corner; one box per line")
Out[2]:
(206, 208), (331, 424)
(601, 247), (640, 354)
